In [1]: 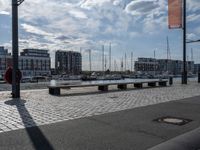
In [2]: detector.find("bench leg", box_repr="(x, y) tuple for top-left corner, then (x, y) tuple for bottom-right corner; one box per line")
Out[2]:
(148, 82), (156, 87)
(159, 81), (167, 87)
(98, 85), (108, 91)
(134, 83), (143, 88)
(118, 84), (127, 90)
(49, 88), (60, 95)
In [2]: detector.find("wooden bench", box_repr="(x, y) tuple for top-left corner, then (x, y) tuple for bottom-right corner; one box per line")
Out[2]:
(48, 80), (168, 96)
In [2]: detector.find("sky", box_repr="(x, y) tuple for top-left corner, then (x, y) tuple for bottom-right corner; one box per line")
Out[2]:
(0, 0), (200, 71)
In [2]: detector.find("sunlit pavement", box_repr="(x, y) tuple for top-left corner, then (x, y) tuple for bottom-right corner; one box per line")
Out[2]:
(0, 81), (199, 133)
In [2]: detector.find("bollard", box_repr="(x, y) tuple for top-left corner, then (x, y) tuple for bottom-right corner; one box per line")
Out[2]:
(169, 76), (173, 85)
(198, 72), (200, 83)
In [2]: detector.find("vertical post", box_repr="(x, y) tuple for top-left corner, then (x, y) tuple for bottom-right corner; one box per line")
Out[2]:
(191, 48), (193, 62)
(4, 50), (6, 70)
(154, 50), (156, 77)
(121, 57), (123, 72)
(166, 36), (169, 74)
(182, 0), (187, 84)
(90, 49), (92, 72)
(102, 45), (104, 73)
(114, 59), (116, 72)
(109, 43), (111, 71)
(12, 0), (20, 98)
(105, 54), (107, 71)
(125, 53), (126, 71)
(131, 52), (133, 72)
(89, 49), (91, 73)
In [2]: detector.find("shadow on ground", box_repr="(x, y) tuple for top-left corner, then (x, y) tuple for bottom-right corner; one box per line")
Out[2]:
(5, 99), (54, 150)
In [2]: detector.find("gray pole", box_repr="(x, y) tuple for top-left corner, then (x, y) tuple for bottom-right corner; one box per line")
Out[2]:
(154, 50), (156, 77)
(102, 45), (104, 73)
(89, 49), (91, 72)
(125, 53), (126, 71)
(12, 0), (20, 98)
(114, 59), (116, 72)
(182, 0), (187, 84)
(109, 43), (111, 71)
(131, 52), (133, 72)
(166, 36), (169, 73)
(191, 48), (193, 62)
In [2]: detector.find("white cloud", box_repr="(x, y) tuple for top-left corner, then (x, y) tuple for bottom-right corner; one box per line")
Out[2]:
(187, 0), (200, 12)
(0, 0), (10, 12)
(187, 14), (200, 22)
(68, 10), (87, 19)
(125, 0), (159, 16)
(113, 0), (122, 6)
(0, 11), (9, 15)
(125, 0), (167, 33)
(80, 0), (110, 9)
(21, 23), (52, 36)
(129, 31), (140, 38)
(187, 33), (198, 40)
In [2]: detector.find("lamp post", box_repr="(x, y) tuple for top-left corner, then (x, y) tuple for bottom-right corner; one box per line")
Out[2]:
(154, 50), (156, 77)
(182, 0), (187, 84)
(12, 0), (24, 98)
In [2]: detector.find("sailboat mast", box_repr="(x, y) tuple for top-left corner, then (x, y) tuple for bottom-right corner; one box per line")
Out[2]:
(109, 43), (111, 71)
(131, 52), (133, 72)
(89, 49), (91, 72)
(102, 45), (104, 72)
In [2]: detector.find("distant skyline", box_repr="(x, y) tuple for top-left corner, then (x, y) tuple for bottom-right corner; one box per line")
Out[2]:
(0, 0), (200, 71)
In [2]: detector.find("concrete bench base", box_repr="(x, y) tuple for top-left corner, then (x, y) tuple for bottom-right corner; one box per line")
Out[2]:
(159, 81), (167, 86)
(134, 83), (143, 88)
(118, 84), (127, 90)
(148, 82), (156, 87)
(98, 85), (108, 91)
(49, 88), (60, 96)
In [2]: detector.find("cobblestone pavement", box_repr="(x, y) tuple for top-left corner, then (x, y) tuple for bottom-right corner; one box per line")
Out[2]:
(0, 81), (200, 133)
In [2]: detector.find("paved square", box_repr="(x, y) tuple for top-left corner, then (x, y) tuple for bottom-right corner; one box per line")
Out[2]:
(0, 81), (200, 133)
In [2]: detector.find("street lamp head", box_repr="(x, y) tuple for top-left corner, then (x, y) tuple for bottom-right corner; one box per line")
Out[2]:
(13, 0), (25, 6)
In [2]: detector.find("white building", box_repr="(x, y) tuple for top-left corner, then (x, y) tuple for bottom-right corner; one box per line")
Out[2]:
(0, 47), (51, 77)
(19, 49), (51, 76)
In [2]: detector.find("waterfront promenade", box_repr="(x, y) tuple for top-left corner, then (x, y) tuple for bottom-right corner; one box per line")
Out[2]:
(0, 80), (200, 149)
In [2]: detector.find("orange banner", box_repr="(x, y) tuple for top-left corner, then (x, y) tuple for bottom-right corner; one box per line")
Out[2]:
(168, 0), (182, 29)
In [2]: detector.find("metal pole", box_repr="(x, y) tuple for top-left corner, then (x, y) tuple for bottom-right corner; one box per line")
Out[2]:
(182, 0), (187, 84)
(131, 52), (133, 72)
(102, 45), (104, 73)
(121, 57), (123, 72)
(105, 55), (107, 71)
(114, 59), (116, 72)
(109, 43), (111, 71)
(12, 0), (20, 98)
(191, 48), (193, 62)
(125, 53), (126, 71)
(166, 36), (169, 74)
(89, 49), (91, 72)
(154, 50), (156, 77)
